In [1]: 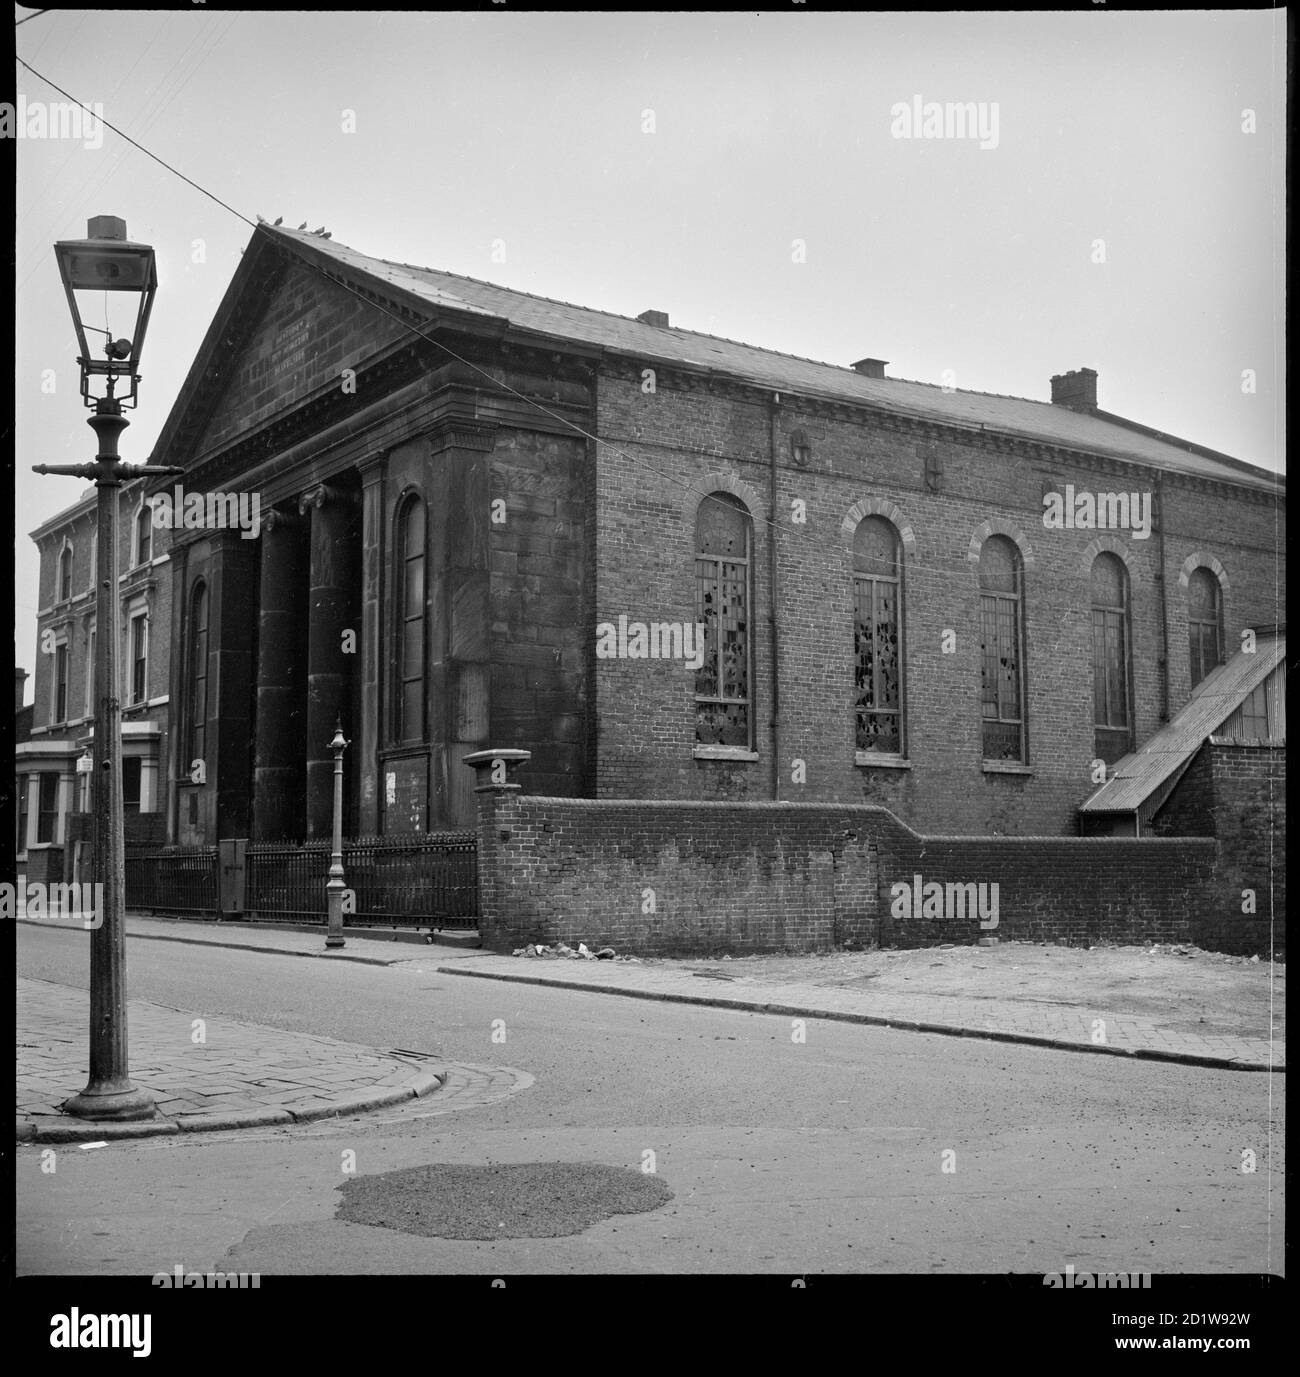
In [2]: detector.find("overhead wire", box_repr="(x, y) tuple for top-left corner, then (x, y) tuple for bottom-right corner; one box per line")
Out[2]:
(12, 57), (1280, 609)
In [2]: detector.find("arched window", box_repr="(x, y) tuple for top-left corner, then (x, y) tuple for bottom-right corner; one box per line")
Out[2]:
(979, 536), (1025, 762)
(694, 492), (753, 749)
(187, 581), (209, 768)
(58, 544), (73, 603)
(853, 516), (904, 755)
(135, 502), (153, 567)
(1091, 553), (1132, 763)
(394, 495), (426, 743)
(1187, 567), (1222, 688)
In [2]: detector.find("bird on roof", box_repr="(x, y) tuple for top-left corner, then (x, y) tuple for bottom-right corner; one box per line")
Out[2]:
(321, 231), (332, 239)
(313, 226), (326, 235)
(255, 214), (266, 223)
(273, 216), (283, 226)
(297, 222), (308, 230)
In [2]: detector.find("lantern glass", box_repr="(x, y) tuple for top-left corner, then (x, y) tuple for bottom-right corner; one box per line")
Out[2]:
(53, 218), (157, 408)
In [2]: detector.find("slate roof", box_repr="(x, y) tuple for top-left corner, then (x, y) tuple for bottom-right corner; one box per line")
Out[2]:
(266, 225), (1282, 494)
(1079, 632), (1287, 820)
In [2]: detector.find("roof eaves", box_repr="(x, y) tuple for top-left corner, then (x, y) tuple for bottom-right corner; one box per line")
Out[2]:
(1091, 407), (1284, 490)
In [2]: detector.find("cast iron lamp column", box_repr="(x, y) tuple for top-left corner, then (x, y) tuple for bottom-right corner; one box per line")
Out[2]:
(34, 215), (180, 1120)
(325, 719), (349, 949)
(35, 406), (182, 1118)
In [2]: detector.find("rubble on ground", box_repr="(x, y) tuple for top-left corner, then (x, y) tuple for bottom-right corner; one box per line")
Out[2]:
(512, 943), (635, 962)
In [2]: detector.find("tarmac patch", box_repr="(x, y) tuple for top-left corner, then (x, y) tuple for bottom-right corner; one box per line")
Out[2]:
(335, 1161), (673, 1239)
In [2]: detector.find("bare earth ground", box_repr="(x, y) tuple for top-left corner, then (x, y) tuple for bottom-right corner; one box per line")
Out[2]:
(641, 942), (1285, 1042)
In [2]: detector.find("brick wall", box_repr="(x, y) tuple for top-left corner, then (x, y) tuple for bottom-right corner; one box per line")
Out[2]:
(592, 365), (1284, 837)
(1155, 741), (1285, 956)
(472, 787), (1216, 956)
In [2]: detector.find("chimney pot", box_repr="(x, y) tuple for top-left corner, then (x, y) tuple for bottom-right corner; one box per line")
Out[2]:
(637, 309), (670, 328)
(851, 358), (889, 379)
(1050, 368), (1098, 410)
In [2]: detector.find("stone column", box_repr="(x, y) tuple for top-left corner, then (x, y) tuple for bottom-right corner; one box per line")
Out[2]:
(300, 483), (361, 838)
(208, 530), (259, 840)
(356, 457), (386, 836)
(252, 509), (308, 840)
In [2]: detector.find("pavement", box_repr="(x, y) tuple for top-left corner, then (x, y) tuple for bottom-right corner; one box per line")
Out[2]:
(440, 951), (1284, 1073)
(16, 913), (1284, 1143)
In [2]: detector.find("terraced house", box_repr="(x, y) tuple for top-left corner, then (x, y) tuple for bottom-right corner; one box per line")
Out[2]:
(22, 223), (1285, 952)
(21, 484), (173, 885)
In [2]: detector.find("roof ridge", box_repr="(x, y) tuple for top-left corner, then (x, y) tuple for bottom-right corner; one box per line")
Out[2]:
(373, 252), (1058, 407)
(266, 227), (1275, 483)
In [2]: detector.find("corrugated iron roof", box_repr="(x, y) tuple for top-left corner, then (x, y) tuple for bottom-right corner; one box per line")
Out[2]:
(1080, 635), (1287, 816)
(268, 226), (1281, 493)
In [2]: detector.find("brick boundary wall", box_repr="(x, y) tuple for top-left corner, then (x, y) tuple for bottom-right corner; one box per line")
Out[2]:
(467, 766), (1218, 956)
(1195, 743), (1285, 956)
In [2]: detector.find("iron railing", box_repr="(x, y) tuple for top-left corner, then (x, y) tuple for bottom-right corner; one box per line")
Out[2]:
(125, 832), (478, 928)
(125, 846), (220, 916)
(245, 831), (478, 928)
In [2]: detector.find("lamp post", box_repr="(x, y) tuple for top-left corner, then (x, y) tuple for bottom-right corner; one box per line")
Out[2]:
(33, 216), (182, 1120)
(325, 719), (349, 949)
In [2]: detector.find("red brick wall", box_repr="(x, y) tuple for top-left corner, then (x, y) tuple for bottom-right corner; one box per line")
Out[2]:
(591, 367), (1284, 837)
(473, 789), (1215, 956)
(1156, 742), (1285, 956)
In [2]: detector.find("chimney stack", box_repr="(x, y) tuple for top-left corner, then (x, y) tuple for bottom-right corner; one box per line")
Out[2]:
(1050, 368), (1098, 411)
(851, 358), (889, 379)
(637, 309), (670, 328)
(15, 667), (28, 713)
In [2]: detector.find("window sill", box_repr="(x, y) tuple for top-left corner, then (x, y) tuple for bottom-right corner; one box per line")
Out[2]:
(982, 761), (1033, 776)
(694, 746), (759, 762)
(855, 752), (912, 770)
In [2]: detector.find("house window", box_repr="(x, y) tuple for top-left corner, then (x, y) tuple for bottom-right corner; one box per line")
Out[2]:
(853, 516), (904, 755)
(1187, 567), (1222, 688)
(58, 545), (73, 602)
(135, 503), (152, 567)
(394, 495), (427, 743)
(122, 756), (142, 814)
(1091, 552), (1132, 763)
(53, 643), (69, 724)
(694, 492), (753, 748)
(979, 536), (1025, 762)
(36, 772), (60, 844)
(187, 581), (209, 768)
(129, 612), (148, 705)
(17, 776), (29, 852)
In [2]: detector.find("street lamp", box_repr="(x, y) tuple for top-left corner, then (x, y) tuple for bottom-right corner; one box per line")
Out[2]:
(325, 719), (350, 950)
(33, 216), (182, 1121)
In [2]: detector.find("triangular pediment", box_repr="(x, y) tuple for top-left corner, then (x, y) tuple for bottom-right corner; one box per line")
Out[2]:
(147, 228), (428, 472)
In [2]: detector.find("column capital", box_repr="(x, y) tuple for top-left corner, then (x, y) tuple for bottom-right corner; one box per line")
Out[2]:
(357, 453), (388, 485)
(262, 507), (305, 534)
(298, 483), (361, 515)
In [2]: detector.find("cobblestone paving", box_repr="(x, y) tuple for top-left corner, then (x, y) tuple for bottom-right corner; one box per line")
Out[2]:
(16, 978), (460, 1142)
(436, 954), (1285, 1071)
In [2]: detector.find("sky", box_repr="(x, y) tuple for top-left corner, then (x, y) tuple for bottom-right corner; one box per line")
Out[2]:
(12, 7), (1286, 683)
